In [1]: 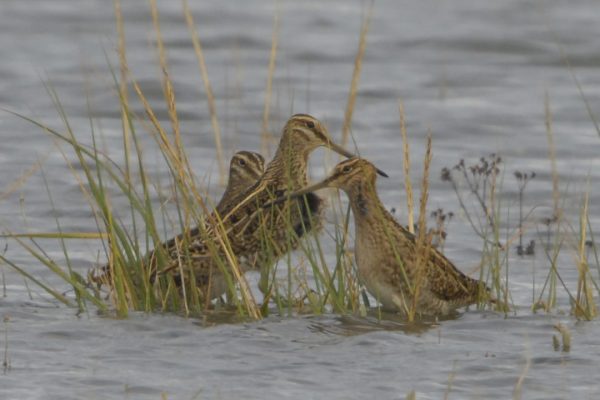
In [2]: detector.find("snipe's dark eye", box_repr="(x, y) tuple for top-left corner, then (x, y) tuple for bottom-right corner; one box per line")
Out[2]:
(305, 120), (315, 129)
(342, 165), (352, 173)
(237, 158), (246, 166)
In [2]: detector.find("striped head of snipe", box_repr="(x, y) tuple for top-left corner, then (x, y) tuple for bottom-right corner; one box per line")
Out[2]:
(225, 151), (265, 191)
(229, 151), (265, 183)
(217, 151), (265, 209)
(276, 157), (388, 202)
(278, 114), (352, 155)
(266, 114), (356, 187)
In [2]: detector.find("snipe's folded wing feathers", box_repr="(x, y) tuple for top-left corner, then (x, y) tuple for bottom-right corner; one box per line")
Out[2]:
(426, 247), (481, 301)
(388, 218), (480, 302)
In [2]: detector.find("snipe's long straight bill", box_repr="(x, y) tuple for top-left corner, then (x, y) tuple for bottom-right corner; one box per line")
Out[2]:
(262, 178), (334, 209)
(327, 142), (388, 178)
(288, 178), (334, 200)
(327, 141), (356, 159)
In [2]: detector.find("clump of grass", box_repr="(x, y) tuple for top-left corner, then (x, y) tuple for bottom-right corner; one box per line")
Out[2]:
(439, 113), (599, 319)
(312, 200), (363, 314)
(531, 94), (598, 319)
(0, 2), (266, 320)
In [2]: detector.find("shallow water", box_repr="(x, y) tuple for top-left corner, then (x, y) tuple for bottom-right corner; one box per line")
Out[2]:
(1, 0), (600, 399)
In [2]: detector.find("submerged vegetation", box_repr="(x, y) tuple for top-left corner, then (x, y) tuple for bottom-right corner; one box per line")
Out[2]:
(0, 1), (598, 324)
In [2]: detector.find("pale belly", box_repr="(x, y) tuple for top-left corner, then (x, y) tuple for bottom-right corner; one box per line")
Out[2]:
(355, 238), (409, 312)
(358, 263), (454, 316)
(362, 273), (406, 312)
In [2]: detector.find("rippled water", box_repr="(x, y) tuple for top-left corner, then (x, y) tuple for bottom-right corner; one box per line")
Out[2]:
(1, 1), (600, 399)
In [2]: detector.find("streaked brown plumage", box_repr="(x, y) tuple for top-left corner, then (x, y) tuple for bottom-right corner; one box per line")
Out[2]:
(280, 157), (489, 317)
(94, 151), (264, 294)
(162, 114), (359, 300)
(158, 150), (265, 259)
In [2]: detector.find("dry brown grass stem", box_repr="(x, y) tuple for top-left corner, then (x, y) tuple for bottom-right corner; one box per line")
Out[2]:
(341, 4), (373, 147)
(409, 133), (433, 321)
(261, 6), (280, 158)
(129, 74), (199, 205)
(150, 0), (193, 187)
(131, 80), (184, 173)
(182, 0), (226, 185)
(113, 1), (130, 139)
(114, 0), (126, 94)
(544, 92), (561, 220)
(113, 0), (128, 111)
(399, 101), (415, 234)
(113, 0), (134, 188)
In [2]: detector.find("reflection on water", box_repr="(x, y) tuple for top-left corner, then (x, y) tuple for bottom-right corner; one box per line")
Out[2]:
(309, 312), (441, 337)
(1, 0), (600, 399)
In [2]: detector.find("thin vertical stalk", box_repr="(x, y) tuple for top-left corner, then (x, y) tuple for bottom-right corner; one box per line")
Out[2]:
(341, 4), (373, 147)
(399, 101), (414, 234)
(150, 0), (193, 188)
(545, 92), (560, 220)
(261, 5), (280, 158)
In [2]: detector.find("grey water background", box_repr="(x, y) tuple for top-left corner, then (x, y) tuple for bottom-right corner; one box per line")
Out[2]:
(1, 0), (600, 399)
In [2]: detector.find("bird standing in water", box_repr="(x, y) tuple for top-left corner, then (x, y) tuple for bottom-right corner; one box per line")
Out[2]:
(96, 151), (264, 295)
(277, 157), (489, 317)
(154, 150), (266, 269)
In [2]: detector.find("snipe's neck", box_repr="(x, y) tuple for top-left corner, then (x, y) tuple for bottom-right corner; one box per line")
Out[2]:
(346, 180), (389, 226)
(265, 144), (311, 188)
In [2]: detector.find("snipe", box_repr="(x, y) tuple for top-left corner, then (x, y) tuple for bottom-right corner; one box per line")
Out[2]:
(277, 157), (489, 317)
(157, 150), (265, 261)
(95, 151), (264, 293)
